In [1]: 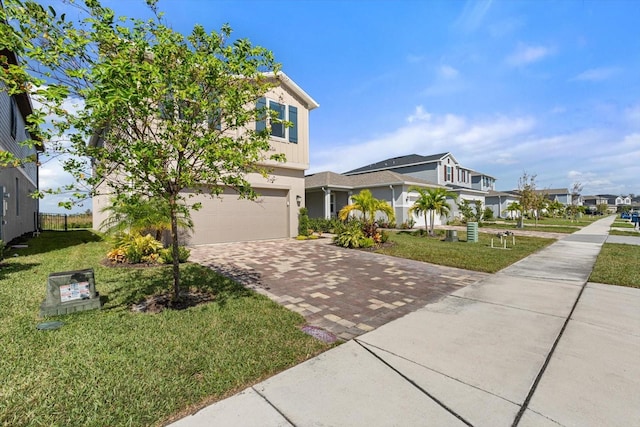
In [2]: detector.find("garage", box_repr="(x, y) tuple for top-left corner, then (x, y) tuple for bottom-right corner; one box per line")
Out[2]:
(188, 188), (290, 245)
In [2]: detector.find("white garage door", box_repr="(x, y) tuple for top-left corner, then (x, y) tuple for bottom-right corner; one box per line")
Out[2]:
(189, 188), (290, 245)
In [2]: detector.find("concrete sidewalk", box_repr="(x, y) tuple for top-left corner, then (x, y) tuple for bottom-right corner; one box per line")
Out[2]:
(169, 216), (640, 426)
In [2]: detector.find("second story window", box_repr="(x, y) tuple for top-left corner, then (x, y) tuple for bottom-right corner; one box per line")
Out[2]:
(444, 165), (453, 182)
(256, 97), (298, 143)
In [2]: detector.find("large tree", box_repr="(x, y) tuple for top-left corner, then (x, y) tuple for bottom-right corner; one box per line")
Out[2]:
(0, 0), (285, 298)
(408, 187), (456, 236)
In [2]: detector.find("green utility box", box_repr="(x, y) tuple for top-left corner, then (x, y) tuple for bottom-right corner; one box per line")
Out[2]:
(467, 222), (479, 243)
(40, 268), (101, 317)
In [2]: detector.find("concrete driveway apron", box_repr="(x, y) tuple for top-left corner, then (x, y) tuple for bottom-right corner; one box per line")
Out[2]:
(190, 238), (488, 340)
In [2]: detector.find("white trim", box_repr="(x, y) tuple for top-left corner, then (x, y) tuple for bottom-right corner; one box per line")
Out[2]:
(264, 71), (320, 110)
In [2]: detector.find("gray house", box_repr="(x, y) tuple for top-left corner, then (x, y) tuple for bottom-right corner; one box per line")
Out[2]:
(306, 152), (497, 227)
(305, 170), (446, 227)
(0, 48), (42, 243)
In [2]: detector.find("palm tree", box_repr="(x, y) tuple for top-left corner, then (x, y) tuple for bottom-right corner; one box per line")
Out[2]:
(100, 195), (192, 244)
(408, 186), (457, 235)
(506, 201), (524, 228)
(339, 189), (395, 226)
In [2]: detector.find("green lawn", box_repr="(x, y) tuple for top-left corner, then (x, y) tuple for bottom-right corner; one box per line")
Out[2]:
(376, 231), (554, 273)
(0, 231), (328, 427)
(590, 243), (640, 288)
(609, 229), (640, 237)
(481, 222), (580, 234)
(611, 221), (636, 228)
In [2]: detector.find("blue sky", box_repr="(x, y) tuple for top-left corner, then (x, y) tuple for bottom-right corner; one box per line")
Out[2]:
(39, 0), (640, 212)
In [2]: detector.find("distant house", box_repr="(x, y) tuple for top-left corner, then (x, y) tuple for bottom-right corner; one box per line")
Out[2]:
(0, 48), (42, 243)
(306, 152), (496, 227)
(582, 195), (610, 213)
(535, 188), (573, 206)
(484, 190), (520, 219)
(305, 170), (445, 227)
(92, 72), (318, 244)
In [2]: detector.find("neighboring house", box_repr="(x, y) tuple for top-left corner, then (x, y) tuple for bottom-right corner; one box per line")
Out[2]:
(344, 152), (492, 190)
(582, 195), (610, 212)
(484, 190), (520, 219)
(343, 152), (495, 221)
(615, 195), (632, 206)
(0, 48), (42, 243)
(92, 72), (318, 245)
(535, 188), (573, 206)
(307, 152), (496, 227)
(305, 170), (446, 228)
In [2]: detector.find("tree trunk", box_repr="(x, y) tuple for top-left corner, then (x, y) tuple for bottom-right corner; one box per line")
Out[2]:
(429, 211), (435, 236)
(169, 194), (181, 300)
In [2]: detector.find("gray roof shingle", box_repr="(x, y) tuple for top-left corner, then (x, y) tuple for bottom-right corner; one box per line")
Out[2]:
(343, 152), (450, 175)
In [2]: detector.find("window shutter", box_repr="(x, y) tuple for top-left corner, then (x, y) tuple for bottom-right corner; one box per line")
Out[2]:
(256, 97), (266, 132)
(288, 105), (298, 143)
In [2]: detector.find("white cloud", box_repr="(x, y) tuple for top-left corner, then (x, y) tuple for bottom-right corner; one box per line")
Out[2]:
(407, 106), (431, 123)
(309, 107), (638, 196)
(454, 0), (494, 32)
(573, 67), (620, 82)
(506, 43), (553, 66)
(310, 107), (533, 175)
(439, 65), (460, 79)
(625, 105), (640, 126)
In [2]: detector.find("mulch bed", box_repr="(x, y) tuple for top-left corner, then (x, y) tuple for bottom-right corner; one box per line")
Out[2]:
(131, 289), (215, 313)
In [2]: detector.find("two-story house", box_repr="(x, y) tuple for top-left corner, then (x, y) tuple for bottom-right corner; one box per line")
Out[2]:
(0, 48), (42, 244)
(306, 152), (495, 228)
(92, 72), (318, 245)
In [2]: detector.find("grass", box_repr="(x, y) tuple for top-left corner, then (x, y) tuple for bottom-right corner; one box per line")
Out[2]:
(590, 243), (640, 288)
(0, 231), (329, 427)
(481, 222), (580, 234)
(609, 229), (640, 237)
(376, 231), (554, 273)
(611, 221), (636, 228)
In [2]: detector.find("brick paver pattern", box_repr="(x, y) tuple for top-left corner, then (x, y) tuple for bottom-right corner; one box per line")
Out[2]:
(190, 238), (489, 340)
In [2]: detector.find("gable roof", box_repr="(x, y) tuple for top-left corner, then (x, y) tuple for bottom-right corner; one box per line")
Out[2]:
(265, 71), (319, 111)
(305, 170), (442, 190)
(343, 152), (451, 175)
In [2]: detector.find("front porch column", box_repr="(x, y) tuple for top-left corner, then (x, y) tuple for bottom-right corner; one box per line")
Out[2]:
(323, 188), (331, 219)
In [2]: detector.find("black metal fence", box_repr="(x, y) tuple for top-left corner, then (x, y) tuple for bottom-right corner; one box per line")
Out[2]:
(39, 213), (92, 231)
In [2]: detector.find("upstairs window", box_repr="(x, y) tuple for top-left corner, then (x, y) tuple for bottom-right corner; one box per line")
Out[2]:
(444, 165), (453, 182)
(256, 98), (298, 143)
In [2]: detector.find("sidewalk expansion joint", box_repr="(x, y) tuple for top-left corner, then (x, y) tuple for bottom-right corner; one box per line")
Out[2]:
(252, 386), (297, 427)
(357, 339), (519, 406)
(354, 338), (475, 427)
(449, 294), (567, 319)
(511, 279), (589, 427)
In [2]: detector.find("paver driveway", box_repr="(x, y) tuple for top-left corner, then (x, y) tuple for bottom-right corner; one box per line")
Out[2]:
(190, 238), (488, 340)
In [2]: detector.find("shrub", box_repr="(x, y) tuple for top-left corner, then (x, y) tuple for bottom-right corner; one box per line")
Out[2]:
(359, 237), (374, 248)
(377, 220), (397, 229)
(483, 207), (494, 221)
(308, 217), (341, 233)
(379, 230), (390, 243)
(334, 222), (366, 248)
(159, 246), (191, 264)
(298, 208), (311, 237)
(108, 232), (163, 264)
(0, 240), (5, 261)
